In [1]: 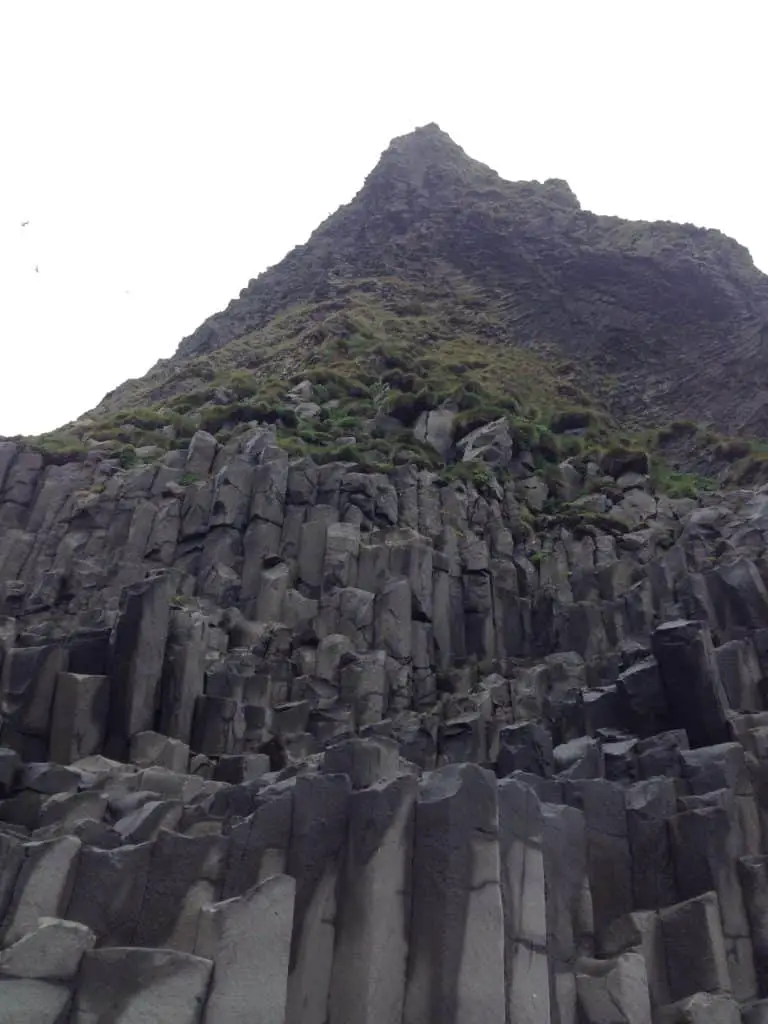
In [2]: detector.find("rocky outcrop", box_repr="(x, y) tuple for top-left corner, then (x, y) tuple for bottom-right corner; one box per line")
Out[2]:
(6, 426), (768, 1018)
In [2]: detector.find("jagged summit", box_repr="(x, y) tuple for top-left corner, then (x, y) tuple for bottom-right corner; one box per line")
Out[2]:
(368, 122), (579, 209)
(166, 123), (585, 366)
(364, 122), (500, 190)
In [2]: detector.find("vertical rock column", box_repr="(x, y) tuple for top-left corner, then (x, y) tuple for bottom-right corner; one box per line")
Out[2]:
(564, 779), (633, 937)
(195, 874), (296, 1024)
(651, 620), (731, 747)
(158, 606), (208, 745)
(499, 777), (551, 1024)
(0, 643), (68, 760)
(625, 777), (678, 912)
(670, 798), (757, 1000)
(222, 787), (293, 899)
(542, 802), (594, 1024)
(738, 856), (768, 996)
(107, 571), (175, 757)
(329, 773), (417, 1024)
(285, 773), (352, 1024)
(403, 763), (505, 1024)
(48, 671), (110, 763)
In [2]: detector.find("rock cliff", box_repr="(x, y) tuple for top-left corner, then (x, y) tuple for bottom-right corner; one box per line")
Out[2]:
(4, 126), (768, 1022)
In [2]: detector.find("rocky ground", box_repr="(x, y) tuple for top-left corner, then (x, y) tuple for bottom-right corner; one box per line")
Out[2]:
(3, 414), (768, 1022)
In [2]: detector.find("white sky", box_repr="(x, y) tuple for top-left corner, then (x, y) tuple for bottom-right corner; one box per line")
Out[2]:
(1, 1), (765, 437)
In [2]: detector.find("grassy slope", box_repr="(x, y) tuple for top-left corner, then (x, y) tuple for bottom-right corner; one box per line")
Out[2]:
(21, 273), (721, 498)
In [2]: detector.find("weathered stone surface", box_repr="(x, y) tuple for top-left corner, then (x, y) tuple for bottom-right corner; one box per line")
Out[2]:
(129, 730), (189, 772)
(196, 874), (295, 1024)
(186, 430), (219, 477)
(616, 657), (669, 738)
(626, 777), (678, 911)
(0, 979), (71, 1023)
(715, 637), (762, 711)
(191, 694), (244, 756)
(0, 745), (20, 795)
(340, 650), (387, 727)
(1, 644), (67, 756)
(600, 910), (670, 1009)
(564, 778), (633, 935)
(134, 828), (228, 951)
(0, 916), (95, 980)
(497, 722), (554, 778)
(375, 577), (412, 661)
(286, 773), (352, 1024)
(651, 621), (730, 747)
(414, 407), (456, 458)
(2, 835), (81, 945)
(222, 789), (293, 899)
(738, 855), (768, 995)
(660, 892), (731, 1002)
(457, 417), (515, 468)
(10, 381), (768, 1022)
(0, 832), (24, 923)
(107, 572), (175, 755)
(38, 788), (108, 830)
(744, 999), (768, 1024)
(49, 672), (109, 764)
(66, 841), (152, 946)
(542, 800), (593, 1024)
(158, 607), (208, 745)
(576, 952), (652, 1024)
(19, 761), (80, 794)
(403, 763), (505, 1024)
(250, 456), (289, 527)
(321, 735), (400, 790)
(73, 946), (212, 1023)
(330, 774), (417, 1024)
(499, 777), (550, 1024)
(661, 992), (741, 1024)
(668, 797), (753, 982)
(113, 798), (182, 843)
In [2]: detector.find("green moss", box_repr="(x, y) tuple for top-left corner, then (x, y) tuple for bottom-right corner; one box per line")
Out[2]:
(439, 461), (497, 490)
(536, 430), (560, 463)
(649, 456), (713, 498)
(53, 265), (766, 491)
(117, 445), (137, 469)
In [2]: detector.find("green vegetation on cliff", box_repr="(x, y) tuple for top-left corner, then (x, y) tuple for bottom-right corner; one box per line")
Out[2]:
(11, 123), (768, 500)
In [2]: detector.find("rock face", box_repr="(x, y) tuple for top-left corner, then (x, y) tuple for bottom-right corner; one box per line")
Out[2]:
(12, 116), (768, 1021)
(5, 428), (768, 1019)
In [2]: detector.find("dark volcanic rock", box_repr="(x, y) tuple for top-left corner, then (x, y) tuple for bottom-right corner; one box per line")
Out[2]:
(6, 125), (768, 1022)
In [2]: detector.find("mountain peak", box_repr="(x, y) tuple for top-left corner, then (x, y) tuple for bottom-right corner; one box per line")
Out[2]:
(363, 123), (499, 194)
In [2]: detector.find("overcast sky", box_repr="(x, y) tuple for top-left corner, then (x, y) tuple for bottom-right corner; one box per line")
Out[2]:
(1, 1), (765, 437)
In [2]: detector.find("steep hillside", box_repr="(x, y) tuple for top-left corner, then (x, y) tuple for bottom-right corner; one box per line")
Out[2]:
(86, 122), (768, 440)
